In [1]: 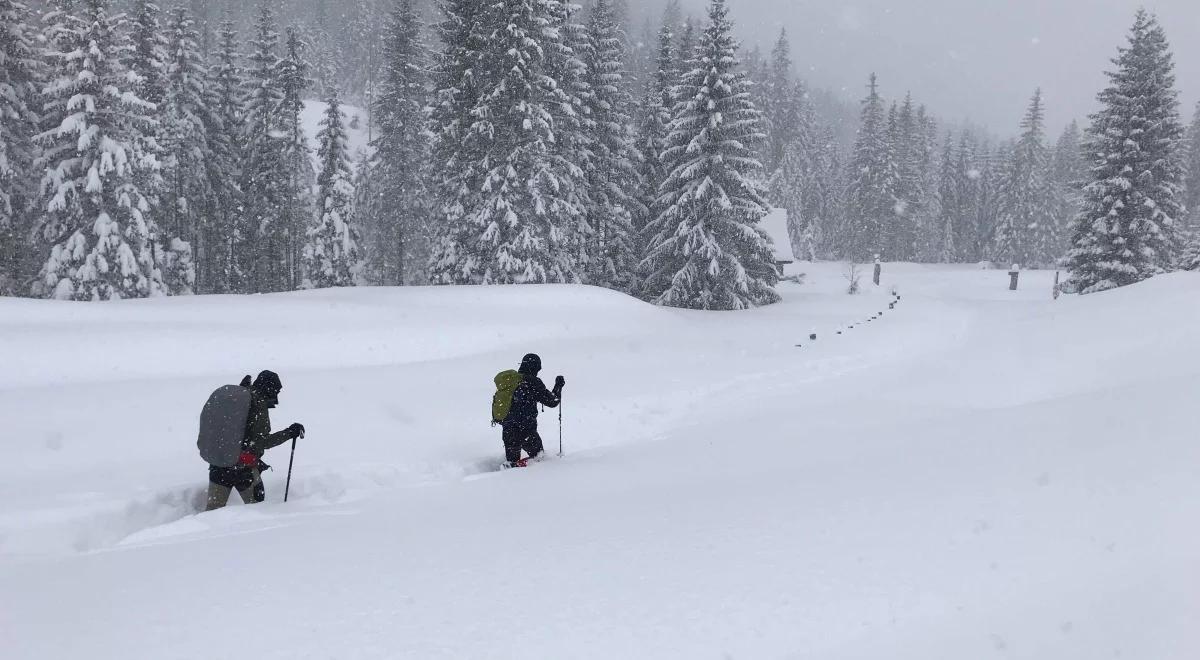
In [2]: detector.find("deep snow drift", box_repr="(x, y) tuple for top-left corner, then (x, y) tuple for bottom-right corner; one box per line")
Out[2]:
(1, 263), (1196, 659)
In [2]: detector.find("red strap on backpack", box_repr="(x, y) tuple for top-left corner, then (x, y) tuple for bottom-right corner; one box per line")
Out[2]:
(238, 452), (258, 467)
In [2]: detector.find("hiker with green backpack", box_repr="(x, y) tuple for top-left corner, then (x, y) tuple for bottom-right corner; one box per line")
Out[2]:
(492, 354), (565, 468)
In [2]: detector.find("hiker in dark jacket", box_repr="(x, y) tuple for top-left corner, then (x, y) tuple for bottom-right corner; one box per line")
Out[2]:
(502, 353), (564, 467)
(205, 370), (305, 510)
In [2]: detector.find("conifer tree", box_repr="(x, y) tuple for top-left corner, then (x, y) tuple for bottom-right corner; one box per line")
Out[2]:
(34, 0), (164, 300)
(993, 89), (1056, 268)
(771, 127), (840, 262)
(428, 0), (584, 285)
(1066, 11), (1185, 292)
(634, 20), (675, 244)
(303, 88), (360, 288)
(127, 0), (168, 110)
(239, 3), (291, 292)
(278, 26), (314, 290)
(954, 131), (984, 261)
(762, 29), (810, 176)
(203, 17), (245, 293)
(0, 0), (41, 294)
(1182, 103), (1200, 231)
(582, 0), (641, 290)
(845, 74), (897, 262)
(641, 0), (778, 310)
(934, 132), (959, 262)
(1049, 120), (1087, 259)
(364, 0), (432, 286)
(158, 6), (212, 295)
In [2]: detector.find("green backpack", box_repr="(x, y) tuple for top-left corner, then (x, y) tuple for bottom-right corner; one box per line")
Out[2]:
(492, 370), (524, 424)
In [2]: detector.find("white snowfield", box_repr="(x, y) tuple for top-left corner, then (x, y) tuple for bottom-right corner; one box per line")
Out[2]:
(0, 263), (1196, 659)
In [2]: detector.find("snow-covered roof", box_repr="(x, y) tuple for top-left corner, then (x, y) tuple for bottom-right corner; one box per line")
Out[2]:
(760, 207), (795, 263)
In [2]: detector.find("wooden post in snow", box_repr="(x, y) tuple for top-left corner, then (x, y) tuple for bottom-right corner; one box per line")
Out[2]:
(1009, 263), (1020, 291)
(1053, 271), (1061, 299)
(873, 255), (882, 286)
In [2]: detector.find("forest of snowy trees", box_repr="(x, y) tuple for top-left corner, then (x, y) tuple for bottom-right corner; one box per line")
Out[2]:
(1, 0), (1199, 307)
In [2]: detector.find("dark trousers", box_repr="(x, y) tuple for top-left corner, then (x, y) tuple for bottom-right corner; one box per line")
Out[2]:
(206, 465), (266, 510)
(502, 422), (544, 464)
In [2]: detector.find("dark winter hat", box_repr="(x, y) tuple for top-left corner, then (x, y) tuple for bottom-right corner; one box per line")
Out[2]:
(253, 370), (283, 404)
(518, 353), (542, 376)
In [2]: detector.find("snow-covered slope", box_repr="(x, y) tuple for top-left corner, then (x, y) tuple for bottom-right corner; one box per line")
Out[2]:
(2, 264), (1197, 659)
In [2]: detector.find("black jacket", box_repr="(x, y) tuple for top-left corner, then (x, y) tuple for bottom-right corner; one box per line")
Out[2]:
(507, 355), (561, 427)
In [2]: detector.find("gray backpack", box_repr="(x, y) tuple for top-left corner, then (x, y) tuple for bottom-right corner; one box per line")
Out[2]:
(197, 384), (252, 467)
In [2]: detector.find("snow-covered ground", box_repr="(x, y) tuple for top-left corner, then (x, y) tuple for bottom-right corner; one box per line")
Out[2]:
(2, 263), (1197, 659)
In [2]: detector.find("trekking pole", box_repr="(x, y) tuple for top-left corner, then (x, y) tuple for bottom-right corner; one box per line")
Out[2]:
(284, 430), (302, 502)
(558, 398), (564, 457)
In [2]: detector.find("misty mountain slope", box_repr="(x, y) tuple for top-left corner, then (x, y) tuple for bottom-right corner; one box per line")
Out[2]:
(1, 264), (1196, 659)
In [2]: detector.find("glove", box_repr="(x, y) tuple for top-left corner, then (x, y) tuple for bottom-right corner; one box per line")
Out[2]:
(286, 423), (305, 440)
(555, 375), (565, 389)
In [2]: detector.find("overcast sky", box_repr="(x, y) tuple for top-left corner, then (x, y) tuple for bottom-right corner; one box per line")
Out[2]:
(661, 0), (1200, 136)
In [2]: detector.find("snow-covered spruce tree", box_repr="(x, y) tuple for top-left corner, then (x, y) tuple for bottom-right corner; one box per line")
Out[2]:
(1183, 104), (1200, 269)
(889, 93), (923, 261)
(0, 0), (41, 294)
(239, 4), (290, 293)
(1066, 11), (1186, 292)
(634, 20), (675, 245)
(364, 0), (432, 286)
(992, 89), (1057, 268)
(762, 29), (811, 177)
(303, 88), (361, 289)
(934, 132), (959, 263)
(770, 124), (841, 262)
(157, 6), (215, 296)
(428, 0), (583, 285)
(845, 73), (897, 262)
(545, 1), (593, 279)
(34, 0), (164, 300)
(640, 0), (779, 310)
(278, 26), (315, 290)
(954, 131), (986, 262)
(127, 0), (168, 110)
(1049, 120), (1087, 259)
(426, 0), (484, 281)
(1182, 103), (1200, 232)
(582, 0), (641, 291)
(202, 17), (245, 293)
(674, 18), (696, 84)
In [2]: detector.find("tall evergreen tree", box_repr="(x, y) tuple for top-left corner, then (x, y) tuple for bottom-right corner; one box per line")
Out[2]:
(582, 0), (641, 290)
(1066, 11), (1185, 292)
(934, 132), (959, 263)
(641, 0), (778, 310)
(0, 0), (41, 294)
(203, 17), (245, 293)
(634, 19), (675, 245)
(239, 3), (290, 293)
(1049, 120), (1087, 259)
(303, 88), (361, 288)
(771, 126), (840, 262)
(845, 74), (897, 262)
(1182, 103), (1200, 231)
(158, 6), (213, 295)
(278, 26), (314, 290)
(428, 0), (584, 285)
(993, 89), (1057, 268)
(762, 29), (810, 176)
(127, 0), (168, 110)
(365, 0), (432, 286)
(34, 0), (164, 300)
